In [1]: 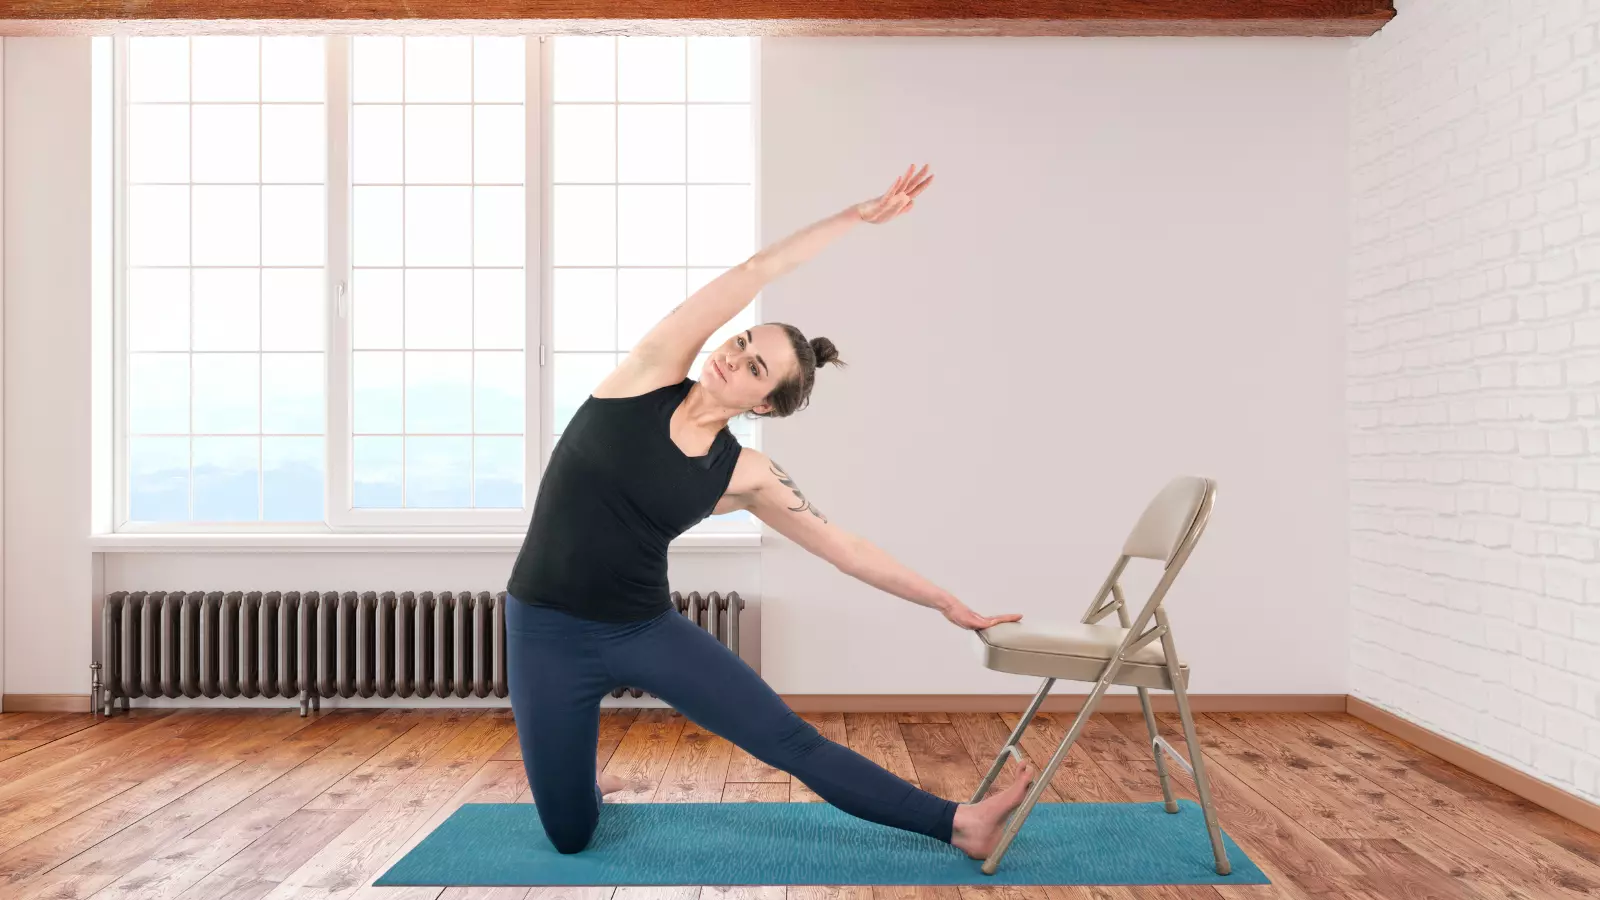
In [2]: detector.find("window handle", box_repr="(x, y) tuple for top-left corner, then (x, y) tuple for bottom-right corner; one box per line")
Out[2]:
(335, 281), (349, 320)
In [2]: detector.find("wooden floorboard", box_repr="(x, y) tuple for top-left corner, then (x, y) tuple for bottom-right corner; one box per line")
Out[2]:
(0, 710), (1590, 899)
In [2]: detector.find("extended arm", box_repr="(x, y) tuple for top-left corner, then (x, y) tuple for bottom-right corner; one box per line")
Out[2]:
(631, 165), (934, 367)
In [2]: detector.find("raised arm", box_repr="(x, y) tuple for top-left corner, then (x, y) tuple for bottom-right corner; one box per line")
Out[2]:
(631, 164), (934, 369)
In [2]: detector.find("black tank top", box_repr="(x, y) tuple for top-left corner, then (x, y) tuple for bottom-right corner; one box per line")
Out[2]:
(506, 376), (742, 623)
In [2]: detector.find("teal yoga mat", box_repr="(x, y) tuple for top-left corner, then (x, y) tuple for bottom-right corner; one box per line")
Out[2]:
(374, 799), (1268, 887)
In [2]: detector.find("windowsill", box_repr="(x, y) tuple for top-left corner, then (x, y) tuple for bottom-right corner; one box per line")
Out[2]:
(88, 531), (764, 553)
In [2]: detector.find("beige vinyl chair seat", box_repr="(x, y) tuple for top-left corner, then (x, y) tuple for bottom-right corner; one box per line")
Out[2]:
(976, 619), (1189, 691)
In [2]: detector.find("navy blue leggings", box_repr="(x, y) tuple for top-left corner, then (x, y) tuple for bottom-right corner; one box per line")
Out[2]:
(505, 596), (960, 853)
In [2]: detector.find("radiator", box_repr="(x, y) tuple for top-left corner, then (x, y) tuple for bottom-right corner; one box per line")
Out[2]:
(93, 589), (745, 718)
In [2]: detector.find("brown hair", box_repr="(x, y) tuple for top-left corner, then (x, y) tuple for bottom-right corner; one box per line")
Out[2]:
(748, 323), (846, 419)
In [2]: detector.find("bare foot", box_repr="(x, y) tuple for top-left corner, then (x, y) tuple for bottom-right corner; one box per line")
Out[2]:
(950, 761), (1038, 860)
(598, 772), (628, 796)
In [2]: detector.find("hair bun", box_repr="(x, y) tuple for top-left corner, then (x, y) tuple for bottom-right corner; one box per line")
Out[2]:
(809, 336), (844, 369)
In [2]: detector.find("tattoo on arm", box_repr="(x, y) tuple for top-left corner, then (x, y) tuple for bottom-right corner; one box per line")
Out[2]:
(769, 460), (827, 523)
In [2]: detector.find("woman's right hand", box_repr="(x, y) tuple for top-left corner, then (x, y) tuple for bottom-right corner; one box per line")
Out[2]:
(855, 164), (935, 224)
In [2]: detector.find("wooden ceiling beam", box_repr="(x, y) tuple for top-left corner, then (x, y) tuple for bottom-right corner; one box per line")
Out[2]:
(0, 1), (1395, 37)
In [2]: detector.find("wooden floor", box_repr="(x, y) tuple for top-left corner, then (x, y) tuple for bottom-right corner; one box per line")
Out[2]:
(0, 708), (1597, 900)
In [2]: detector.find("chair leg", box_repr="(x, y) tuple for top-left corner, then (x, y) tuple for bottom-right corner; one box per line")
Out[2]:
(1171, 677), (1230, 876)
(979, 678), (1111, 876)
(1137, 686), (1178, 813)
(970, 677), (1054, 804)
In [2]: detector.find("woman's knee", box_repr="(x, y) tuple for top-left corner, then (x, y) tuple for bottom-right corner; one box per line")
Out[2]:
(543, 815), (598, 854)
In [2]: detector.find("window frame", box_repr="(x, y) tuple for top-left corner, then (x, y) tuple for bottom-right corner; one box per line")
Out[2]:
(110, 33), (762, 535)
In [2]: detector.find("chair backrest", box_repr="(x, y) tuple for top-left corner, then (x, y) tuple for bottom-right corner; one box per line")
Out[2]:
(1079, 476), (1216, 637)
(1121, 476), (1215, 566)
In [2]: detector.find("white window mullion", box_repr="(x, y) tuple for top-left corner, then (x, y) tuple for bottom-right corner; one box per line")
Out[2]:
(112, 35), (131, 531)
(326, 35), (353, 528)
(532, 33), (549, 490)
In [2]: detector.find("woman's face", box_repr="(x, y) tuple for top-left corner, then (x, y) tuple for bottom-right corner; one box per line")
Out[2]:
(700, 324), (796, 416)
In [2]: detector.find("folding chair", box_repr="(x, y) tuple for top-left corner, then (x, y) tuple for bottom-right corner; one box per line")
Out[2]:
(967, 475), (1228, 877)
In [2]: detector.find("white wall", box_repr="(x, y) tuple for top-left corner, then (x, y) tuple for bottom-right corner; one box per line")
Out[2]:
(756, 37), (1350, 694)
(5, 35), (1351, 703)
(5, 38), (93, 704)
(1349, 0), (1600, 803)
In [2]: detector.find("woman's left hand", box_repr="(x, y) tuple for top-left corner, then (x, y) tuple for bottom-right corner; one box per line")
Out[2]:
(855, 164), (935, 224)
(941, 601), (1024, 631)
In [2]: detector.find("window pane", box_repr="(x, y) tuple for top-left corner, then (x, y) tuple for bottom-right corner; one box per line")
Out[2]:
(128, 268), (190, 351)
(688, 37), (751, 102)
(405, 37), (472, 103)
(474, 269), (525, 350)
(129, 37), (188, 102)
(193, 436), (259, 521)
(405, 436), (471, 507)
(617, 37), (684, 103)
(192, 104), (258, 183)
(353, 105), (404, 184)
(405, 186), (472, 266)
(353, 436), (402, 507)
(553, 353), (616, 433)
(192, 37), (259, 102)
(262, 353), (324, 434)
(617, 268), (685, 350)
(405, 351), (472, 433)
(475, 105), (526, 184)
(405, 269), (473, 349)
(354, 351), (403, 434)
(129, 186), (189, 266)
(553, 268), (616, 351)
(263, 186), (325, 266)
(129, 104), (189, 183)
(688, 105), (752, 184)
(474, 351), (524, 433)
(618, 105), (685, 183)
(354, 269), (404, 349)
(552, 105), (615, 184)
(193, 353), (259, 434)
(129, 437), (189, 521)
(354, 186), (404, 266)
(474, 187), (524, 267)
(262, 105), (325, 184)
(405, 105), (472, 184)
(353, 36), (404, 103)
(552, 185), (616, 266)
(688, 185), (753, 266)
(552, 36), (614, 102)
(261, 268), (325, 351)
(262, 37), (325, 103)
(475, 436), (522, 508)
(474, 37), (525, 103)
(192, 185), (260, 266)
(129, 353), (190, 434)
(192, 268), (260, 351)
(264, 436), (324, 521)
(618, 185), (685, 266)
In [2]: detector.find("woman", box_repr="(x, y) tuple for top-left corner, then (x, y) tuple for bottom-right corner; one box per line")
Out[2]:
(504, 164), (1036, 861)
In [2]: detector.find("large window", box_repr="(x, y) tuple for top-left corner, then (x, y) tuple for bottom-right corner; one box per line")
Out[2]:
(113, 34), (758, 532)
(123, 36), (328, 524)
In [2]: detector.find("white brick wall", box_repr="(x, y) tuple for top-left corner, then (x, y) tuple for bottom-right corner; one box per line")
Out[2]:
(1350, 0), (1600, 803)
